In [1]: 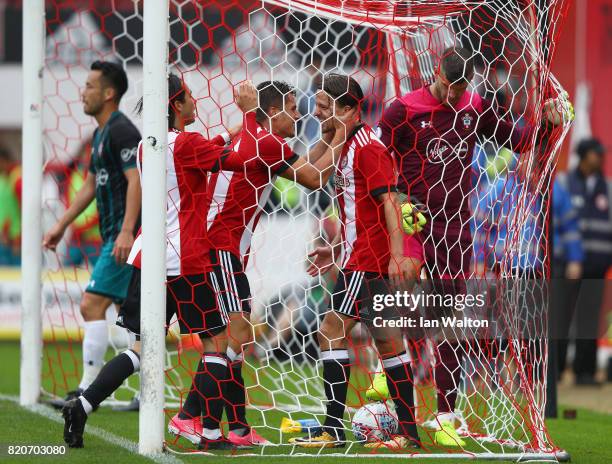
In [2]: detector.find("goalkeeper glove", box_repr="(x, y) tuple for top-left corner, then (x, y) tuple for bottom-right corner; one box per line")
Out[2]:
(401, 202), (427, 235)
(543, 91), (575, 127)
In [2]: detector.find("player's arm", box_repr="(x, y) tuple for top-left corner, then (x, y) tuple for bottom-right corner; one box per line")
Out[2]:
(380, 191), (420, 287)
(112, 124), (142, 264)
(43, 173), (95, 250)
(307, 229), (343, 276)
(378, 99), (410, 158)
(480, 94), (573, 153)
(210, 124), (242, 147)
(114, 167), (142, 264)
(279, 108), (358, 190)
(306, 129), (335, 164)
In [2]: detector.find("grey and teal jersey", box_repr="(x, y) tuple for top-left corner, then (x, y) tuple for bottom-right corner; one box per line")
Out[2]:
(89, 111), (141, 243)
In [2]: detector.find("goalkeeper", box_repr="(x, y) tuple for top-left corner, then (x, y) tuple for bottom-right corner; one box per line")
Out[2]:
(374, 46), (572, 448)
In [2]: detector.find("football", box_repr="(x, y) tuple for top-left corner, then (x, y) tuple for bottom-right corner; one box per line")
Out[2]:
(351, 402), (399, 443)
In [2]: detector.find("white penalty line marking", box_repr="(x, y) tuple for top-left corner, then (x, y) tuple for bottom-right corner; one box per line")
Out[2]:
(0, 394), (183, 464)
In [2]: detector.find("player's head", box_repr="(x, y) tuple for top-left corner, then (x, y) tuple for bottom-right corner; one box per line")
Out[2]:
(433, 46), (474, 107)
(576, 137), (605, 174)
(256, 81), (300, 138)
(168, 74), (196, 129)
(135, 74), (196, 130)
(82, 61), (129, 116)
(314, 73), (363, 134)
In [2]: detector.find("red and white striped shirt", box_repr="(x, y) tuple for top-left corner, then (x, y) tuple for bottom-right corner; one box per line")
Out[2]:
(205, 112), (299, 263)
(127, 130), (237, 275)
(335, 124), (398, 275)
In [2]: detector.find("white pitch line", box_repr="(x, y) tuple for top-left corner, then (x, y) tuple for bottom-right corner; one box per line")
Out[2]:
(0, 394), (183, 464)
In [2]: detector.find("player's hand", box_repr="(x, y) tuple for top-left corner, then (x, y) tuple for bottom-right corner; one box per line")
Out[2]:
(235, 80), (258, 113)
(388, 254), (422, 288)
(112, 230), (134, 264)
(401, 202), (427, 235)
(543, 91), (574, 127)
(565, 261), (582, 280)
(42, 222), (66, 251)
(307, 246), (336, 276)
(332, 106), (359, 142)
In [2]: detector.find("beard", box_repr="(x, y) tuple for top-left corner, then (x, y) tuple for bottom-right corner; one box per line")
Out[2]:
(83, 101), (103, 116)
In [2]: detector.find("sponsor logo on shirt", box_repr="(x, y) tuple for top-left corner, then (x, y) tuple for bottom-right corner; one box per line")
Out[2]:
(420, 120), (432, 129)
(121, 147), (137, 162)
(96, 168), (109, 186)
(425, 138), (469, 163)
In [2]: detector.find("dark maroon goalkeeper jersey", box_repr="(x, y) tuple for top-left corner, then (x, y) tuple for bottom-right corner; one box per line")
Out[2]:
(379, 86), (532, 220)
(379, 86), (534, 276)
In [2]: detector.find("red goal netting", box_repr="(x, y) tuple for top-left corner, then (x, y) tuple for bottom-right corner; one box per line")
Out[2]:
(40, 0), (572, 458)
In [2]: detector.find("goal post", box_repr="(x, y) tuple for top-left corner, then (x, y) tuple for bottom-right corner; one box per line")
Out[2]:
(20, 0), (45, 407)
(139, 0), (170, 455)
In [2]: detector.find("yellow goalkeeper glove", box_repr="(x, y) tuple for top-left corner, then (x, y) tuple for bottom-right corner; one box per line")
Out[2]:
(401, 202), (427, 235)
(543, 91), (575, 127)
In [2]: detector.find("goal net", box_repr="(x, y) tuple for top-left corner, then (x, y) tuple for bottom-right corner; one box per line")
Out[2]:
(39, 0), (572, 459)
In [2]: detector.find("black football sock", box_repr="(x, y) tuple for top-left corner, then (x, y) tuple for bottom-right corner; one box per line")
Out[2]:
(199, 353), (229, 440)
(383, 351), (419, 440)
(178, 359), (203, 420)
(226, 350), (248, 434)
(80, 350), (140, 414)
(321, 349), (351, 438)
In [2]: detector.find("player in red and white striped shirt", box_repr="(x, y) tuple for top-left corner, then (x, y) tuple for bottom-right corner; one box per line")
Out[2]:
(291, 74), (420, 450)
(62, 75), (258, 451)
(182, 80), (353, 446)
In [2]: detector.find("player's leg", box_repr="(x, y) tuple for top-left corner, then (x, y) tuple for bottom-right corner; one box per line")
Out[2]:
(431, 277), (467, 447)
(78, 241), (134, 393)
(291, 270), (360, 448)
(78, 291), (113, 392)
(364, 275), (420, 450)
(168, 272), (239, 450)
(367, 234), (424, 403)
(214, 250), (267, 444)
(63, 268), (142, 448)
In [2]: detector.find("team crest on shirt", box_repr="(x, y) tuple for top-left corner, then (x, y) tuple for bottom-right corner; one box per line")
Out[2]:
(461, 113), (473, 129)
(96, 169), (109, 186)
(334, 172), (350, 190)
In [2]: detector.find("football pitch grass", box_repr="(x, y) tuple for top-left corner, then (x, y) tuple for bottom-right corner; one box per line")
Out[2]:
(1, 342), (611, 463)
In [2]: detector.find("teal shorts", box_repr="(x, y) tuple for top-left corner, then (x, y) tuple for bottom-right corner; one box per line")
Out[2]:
(85, 241), (133, 303)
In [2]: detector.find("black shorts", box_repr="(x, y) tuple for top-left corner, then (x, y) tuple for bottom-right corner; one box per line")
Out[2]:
(210, 249), (252, 313)
(117, 269), (228, 338)
(330, 269), (393, 322)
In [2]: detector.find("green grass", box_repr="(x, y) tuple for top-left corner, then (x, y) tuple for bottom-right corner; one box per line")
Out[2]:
(1, 342), (611, 463)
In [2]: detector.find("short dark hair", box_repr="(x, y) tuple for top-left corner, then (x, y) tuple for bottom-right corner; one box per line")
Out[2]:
(440, 46), (474, 84)
(317, 73), (363, 109)
(91, 60), (129, 103)
(135, 73), (186, 129)
(256, 81), (295, 124)
(576, 137), (605, 159)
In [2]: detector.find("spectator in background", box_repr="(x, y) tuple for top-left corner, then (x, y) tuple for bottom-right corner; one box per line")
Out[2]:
(551, 175), (584, 379)
(556, 137), (612, 385)
(0, 146), (21, 265)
